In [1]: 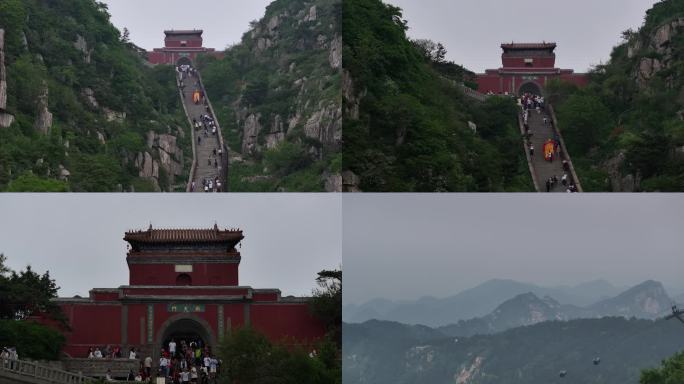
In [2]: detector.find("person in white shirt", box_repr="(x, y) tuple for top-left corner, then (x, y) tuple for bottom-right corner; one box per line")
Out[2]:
(94, 348), (102, 358)
(190, 366), (198, 382)
(129, 347), (136, 359)
(180, 368), (190, 383)
(169, 339), (177, 357)
(159, 356), (169, 377)
(209, 358), (218, 377)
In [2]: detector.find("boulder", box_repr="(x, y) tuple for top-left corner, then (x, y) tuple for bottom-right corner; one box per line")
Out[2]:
(303, 103), (342, 145)
(329, 34), (342, 69)
(241, 114), (262, 155)
(324, 172), (342, 192)
(33, 82), (53, 135)
(342, 170), (361, 192)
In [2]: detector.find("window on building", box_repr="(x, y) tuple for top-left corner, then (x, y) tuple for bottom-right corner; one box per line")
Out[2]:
(176, 273), (192, 286)
(524, 58), (533, 67)
(181, 40), (187, 47)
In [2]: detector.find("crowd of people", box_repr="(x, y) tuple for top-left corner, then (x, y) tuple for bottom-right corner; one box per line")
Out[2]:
(178, 64), (225, 193)
(519, 92), (578, 193)
(87, 338), (219, 383)
(153, 338), (219, 383)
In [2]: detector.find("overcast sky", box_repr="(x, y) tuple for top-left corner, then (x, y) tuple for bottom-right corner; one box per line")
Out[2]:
(343, 194), (684, 305)
(385, 0), (657, 73)
(0, 194), (341, 298)
(100, 0), (273, 51)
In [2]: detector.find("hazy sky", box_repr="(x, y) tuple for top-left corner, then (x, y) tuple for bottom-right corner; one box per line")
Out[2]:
(100, 0), (273, 50)
(343, 194), (684, 305)
(0, 194), (341, 298)
(385, 0), (657, 73)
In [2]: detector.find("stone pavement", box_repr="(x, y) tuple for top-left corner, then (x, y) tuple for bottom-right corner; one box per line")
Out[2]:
(178, 72), (225, 192)
(525, 108), (574, 192)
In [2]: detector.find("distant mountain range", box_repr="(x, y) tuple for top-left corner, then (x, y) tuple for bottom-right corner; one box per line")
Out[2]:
(344, 279), (667, 327)
(437, 280), (672, 337)
(343, 317), (684, 384)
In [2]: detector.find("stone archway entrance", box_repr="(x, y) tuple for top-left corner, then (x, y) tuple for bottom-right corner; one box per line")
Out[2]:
(518, 81), (543, 96)
(155, 314), (216, 361)
(176, 56), (192, 67)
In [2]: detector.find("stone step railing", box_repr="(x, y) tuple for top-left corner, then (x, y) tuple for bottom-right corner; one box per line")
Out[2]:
(195, 71), (229, 190)
(457, 83), (489, 102)
(177, 73), (198, 192)
(0, 358), (92, 384)
(178, 70), (229, 191)
(547, 104), (583, 192)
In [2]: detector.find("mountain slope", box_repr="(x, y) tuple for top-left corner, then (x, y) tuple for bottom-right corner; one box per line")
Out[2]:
(589, 280), (672, 319)
(198, 0), (341, 192)
(342, 0), (532, 192)
(0, 0), (189, 191)
(548, 0), (684, 191)
(437, 293), (590, 337)
(344, 317), (684, 384)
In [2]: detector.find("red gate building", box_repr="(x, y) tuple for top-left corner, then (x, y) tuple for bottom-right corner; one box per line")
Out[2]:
(44, 225), (325, 360)
(147, 30), (217, 66)
(476, 42), (588, 95)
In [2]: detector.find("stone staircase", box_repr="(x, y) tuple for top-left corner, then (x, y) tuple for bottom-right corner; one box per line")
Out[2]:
(519, 105), (582, 192)
(177, 71), (228, 192)
(62, 358), (140, 379)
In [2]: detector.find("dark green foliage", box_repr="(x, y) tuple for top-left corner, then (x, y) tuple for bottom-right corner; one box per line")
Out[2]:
(0, 0), (184, 191)
(0, 254), (63, 321)
(198, 0), (341, 191)
(641, 350), (684, 384)
(217, 327), (340, 384)
(310, 270), (342, 347)
(6, 171), (68, 191)
(344, 317), (684, 384)
(342, 0), (532, 191)
(0, 320), (65, 360)
(550, 0), (684, 191)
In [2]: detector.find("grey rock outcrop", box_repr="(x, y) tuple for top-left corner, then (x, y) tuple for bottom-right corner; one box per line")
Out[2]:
(74, 34), (93, 64)
(0, 29), (14, 128)
(33, 82), (53, 135)
(242, 114), (262, 155)
(103, 107), (126, 123)
(342, 170), (361, 192)
(147, 130), (184, 178)
(604, 151), (640, 192)
(329, 34), (342, 69)
(304, 102), (342, 144)
(324, 172), (342, 192)
(265, 114), (286, 149)
(81, 87), (99, 108)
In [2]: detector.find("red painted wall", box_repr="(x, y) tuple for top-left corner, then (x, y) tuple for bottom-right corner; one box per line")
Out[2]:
(60, 303), (122, 357)
(502, 56), (556, 68)
(129, 263), (238, 286)
(165, 39), (203, 48)
(250, 304), (325, 345)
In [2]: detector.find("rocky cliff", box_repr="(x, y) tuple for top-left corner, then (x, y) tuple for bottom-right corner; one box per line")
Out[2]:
(0, 29), (14, 128)
(200, 0), (341, 192)
(553, 0), (684, 191)
(0, 0), (187, 191)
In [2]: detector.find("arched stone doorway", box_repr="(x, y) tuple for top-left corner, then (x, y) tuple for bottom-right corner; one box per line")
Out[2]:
(176, 56), (192, 67)
(518, 81), (543, 96)
(155, 314), (216, 360)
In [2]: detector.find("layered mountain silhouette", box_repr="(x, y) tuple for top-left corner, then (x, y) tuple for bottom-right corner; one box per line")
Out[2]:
(344, 279), (658, 327)
(437, 280), (672, 337)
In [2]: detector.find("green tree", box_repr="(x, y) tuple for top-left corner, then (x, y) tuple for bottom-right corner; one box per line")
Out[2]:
(217, 327), (338, 384)
(310, 269), (342, 347)
(641, 351), (684, 384)
(5, 171), (68, 192)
